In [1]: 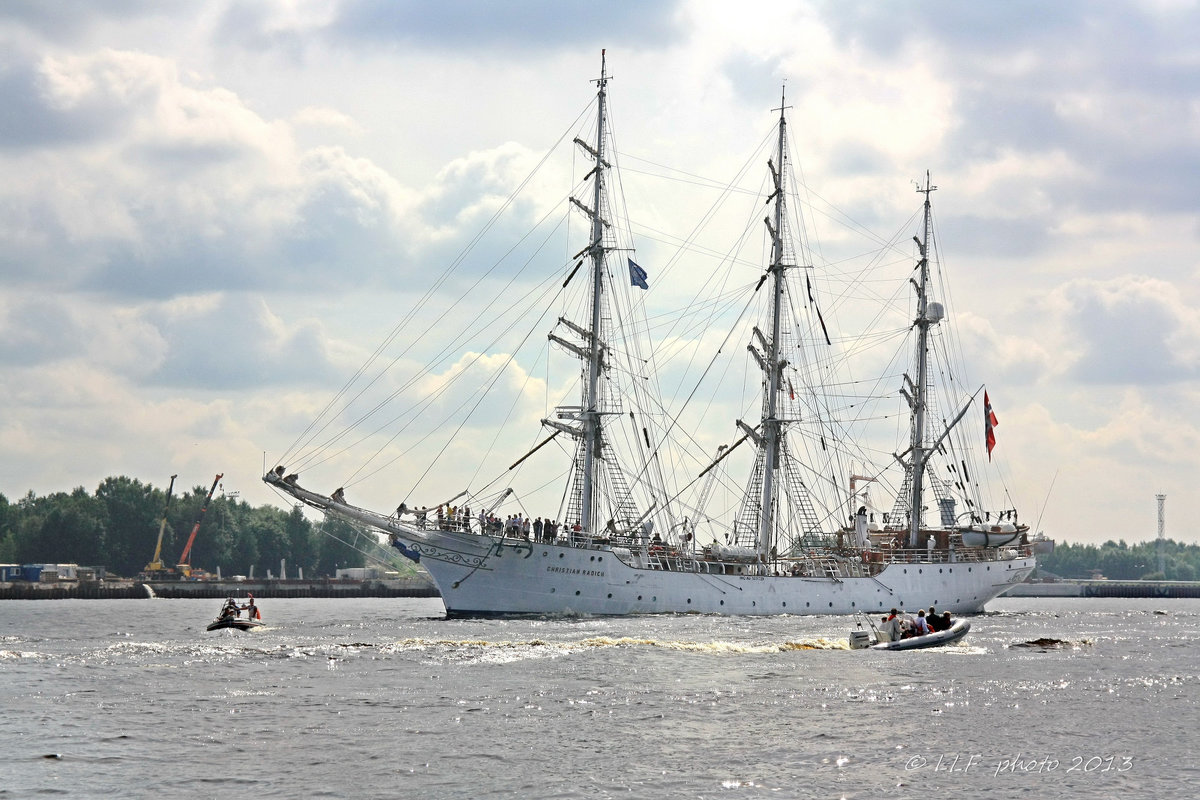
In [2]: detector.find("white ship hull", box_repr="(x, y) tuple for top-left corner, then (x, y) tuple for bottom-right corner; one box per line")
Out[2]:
(397, 527), (1035, 617)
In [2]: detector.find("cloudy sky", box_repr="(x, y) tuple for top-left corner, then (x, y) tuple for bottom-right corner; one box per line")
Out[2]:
(1, 0), (1197, 547)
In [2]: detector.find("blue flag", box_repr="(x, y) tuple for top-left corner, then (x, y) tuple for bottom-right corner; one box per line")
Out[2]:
(628, 258), (649, 290)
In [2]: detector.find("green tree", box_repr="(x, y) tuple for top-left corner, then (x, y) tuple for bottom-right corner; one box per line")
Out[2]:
(244, 505), (289, 577)
(314, 516), (367, 576)
(94, 476), (159, 577)
(18, 489), (107, 566)
(285, 505), (318, 577)
(0, 493), (15, 563)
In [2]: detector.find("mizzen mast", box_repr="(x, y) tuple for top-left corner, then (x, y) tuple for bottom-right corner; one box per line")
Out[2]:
(906, 172), (939, 547)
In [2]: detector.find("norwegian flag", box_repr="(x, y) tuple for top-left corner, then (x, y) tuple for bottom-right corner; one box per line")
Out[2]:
(985, 391), (999, 460)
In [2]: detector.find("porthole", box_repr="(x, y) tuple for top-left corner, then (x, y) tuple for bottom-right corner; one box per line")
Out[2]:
(638, 595), (643, 601)
(687, 598), (692, 604)
(559, 553), (565, 559)
(575, 590), (581, 596)
(782, 602), (787, 608)
(607, 593), (612, 599)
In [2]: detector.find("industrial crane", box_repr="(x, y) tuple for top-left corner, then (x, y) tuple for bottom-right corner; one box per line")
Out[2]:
(175, 473), (223, 579)
(143, 474), (178, 575)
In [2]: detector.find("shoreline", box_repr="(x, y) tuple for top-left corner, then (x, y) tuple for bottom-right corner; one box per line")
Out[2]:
(1003, 579), (1200, 599)
(0, 577), (439, 600)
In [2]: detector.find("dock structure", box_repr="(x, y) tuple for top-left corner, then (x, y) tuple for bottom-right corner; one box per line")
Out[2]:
(0, 577), (439, 600)
(1004, 580), (1200, 599)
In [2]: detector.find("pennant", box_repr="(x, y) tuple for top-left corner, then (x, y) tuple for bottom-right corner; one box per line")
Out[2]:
(984, 391), (999, 460)
(628, 258), (649, 290)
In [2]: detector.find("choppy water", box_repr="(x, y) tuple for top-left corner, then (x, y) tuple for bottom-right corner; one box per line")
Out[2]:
(1, 596), (1197, 798)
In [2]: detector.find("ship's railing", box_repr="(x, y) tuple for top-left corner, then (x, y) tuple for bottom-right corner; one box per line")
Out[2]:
(879, 545), (1034, 564)
(398, 507), (1034, 572)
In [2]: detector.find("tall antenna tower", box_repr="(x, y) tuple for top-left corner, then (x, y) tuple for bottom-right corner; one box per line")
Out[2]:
(1156, 493), (1166, 576)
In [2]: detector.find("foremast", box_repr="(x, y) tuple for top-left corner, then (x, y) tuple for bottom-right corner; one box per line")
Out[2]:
(543, 50), (614, 535)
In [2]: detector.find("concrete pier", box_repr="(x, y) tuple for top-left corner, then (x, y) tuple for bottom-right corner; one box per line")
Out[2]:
(1003, 580), (1200, 599)
(0, 577), (439, 600)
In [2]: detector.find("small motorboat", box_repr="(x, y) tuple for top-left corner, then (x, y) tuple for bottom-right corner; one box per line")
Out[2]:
(872, 619), (970, 650)
(206, 616), (264, 632)
(206, 597), (263, 632)
(849, 616), (971, 650)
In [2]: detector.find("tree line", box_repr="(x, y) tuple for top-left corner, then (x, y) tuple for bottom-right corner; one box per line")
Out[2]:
(1037, 538), (1200, 581)
(0, 476), (371, 579)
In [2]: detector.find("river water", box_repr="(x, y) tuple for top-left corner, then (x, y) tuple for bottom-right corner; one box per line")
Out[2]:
(1, 596), (1196, 798)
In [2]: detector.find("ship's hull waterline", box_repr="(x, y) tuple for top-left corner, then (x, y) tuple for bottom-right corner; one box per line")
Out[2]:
(399, 527), (1035, 617)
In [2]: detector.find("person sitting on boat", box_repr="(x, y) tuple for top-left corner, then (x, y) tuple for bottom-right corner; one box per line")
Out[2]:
(242, 594), (260, 621)
(913, 609), (931, 636)
(941, 611), (953, 630)
(331, 487), (346, 504)
(882, 609), (904, 642)
(926, 606), (941, 632)
(220, 598), (239, 620)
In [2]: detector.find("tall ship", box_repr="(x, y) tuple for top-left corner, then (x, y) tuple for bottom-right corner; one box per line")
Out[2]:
(265, 53), (1036, 616)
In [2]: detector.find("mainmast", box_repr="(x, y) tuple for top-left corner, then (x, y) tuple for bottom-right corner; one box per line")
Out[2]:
(906, 172), (937, 547)
(756, 91), (790, 561)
